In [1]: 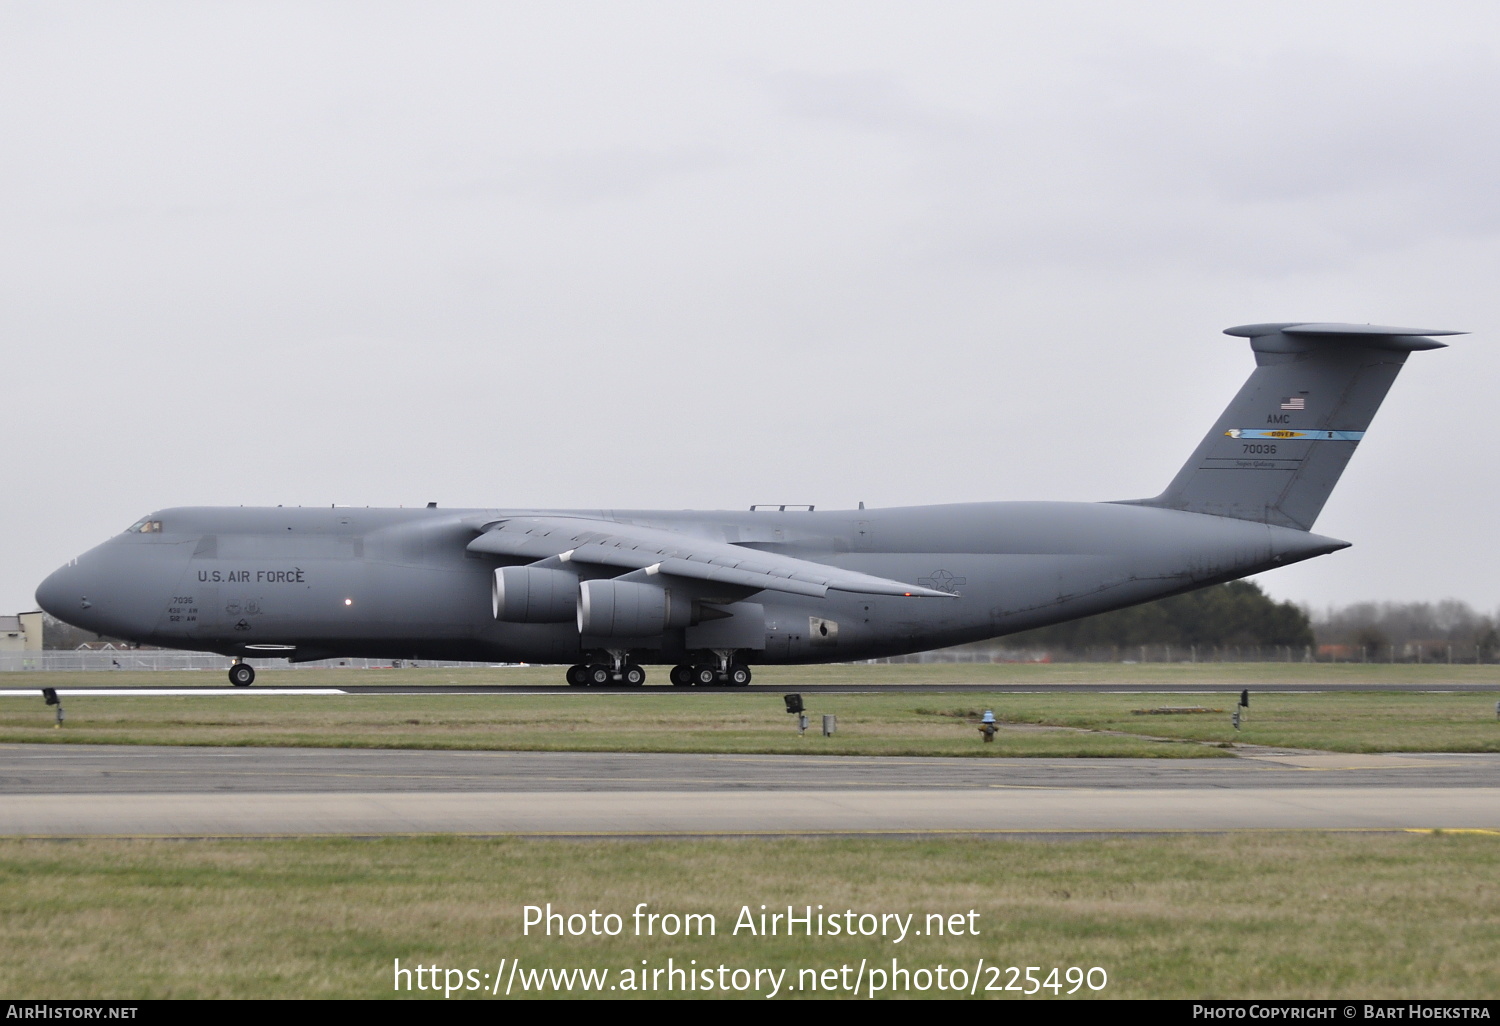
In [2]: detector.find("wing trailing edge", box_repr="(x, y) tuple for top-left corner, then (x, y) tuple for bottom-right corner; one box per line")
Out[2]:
(465, 515), (955, 599)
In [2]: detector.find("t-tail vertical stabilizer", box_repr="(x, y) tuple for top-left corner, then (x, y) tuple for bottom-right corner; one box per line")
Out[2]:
(1126, 322), (1461, 531)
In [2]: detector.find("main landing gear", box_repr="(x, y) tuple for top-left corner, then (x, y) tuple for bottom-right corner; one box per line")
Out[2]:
(566, 656), (646, 687)
(228, 661), (255, 687)
(668, 658), (751, 687)
(564, 651), (754, 687)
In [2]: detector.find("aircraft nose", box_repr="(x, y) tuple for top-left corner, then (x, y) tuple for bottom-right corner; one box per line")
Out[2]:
(38, 536), (185, 642)
(35, 562), (84, 621)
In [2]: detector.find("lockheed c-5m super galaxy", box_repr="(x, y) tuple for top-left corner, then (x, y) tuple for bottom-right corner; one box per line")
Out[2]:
(36, 322), (1457, 687)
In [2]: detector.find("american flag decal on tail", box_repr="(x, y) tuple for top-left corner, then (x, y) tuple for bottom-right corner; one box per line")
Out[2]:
(1280, 396), (1306, 410)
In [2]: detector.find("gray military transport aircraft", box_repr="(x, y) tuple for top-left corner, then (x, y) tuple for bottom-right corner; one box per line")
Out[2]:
(36, 322), (1458, 688)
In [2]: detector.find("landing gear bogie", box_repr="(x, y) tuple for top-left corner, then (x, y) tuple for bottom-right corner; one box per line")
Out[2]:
(567, 650), (648, 687)
(228, 663), (255, 687)
(565, 658), (744, 687)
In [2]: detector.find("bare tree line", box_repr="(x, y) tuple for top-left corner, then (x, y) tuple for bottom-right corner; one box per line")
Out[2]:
(1310, 600), (1500, 662)
(906, 587), (1500, 664)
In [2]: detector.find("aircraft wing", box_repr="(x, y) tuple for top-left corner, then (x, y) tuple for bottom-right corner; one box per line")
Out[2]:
(465, 515), (955, 599)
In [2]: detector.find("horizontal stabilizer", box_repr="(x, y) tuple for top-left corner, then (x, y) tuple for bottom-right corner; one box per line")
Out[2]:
(1225, 322), (1463, 352)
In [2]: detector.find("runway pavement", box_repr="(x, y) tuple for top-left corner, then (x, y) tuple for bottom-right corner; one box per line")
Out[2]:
(1, 744), (1496, 837)
(4, 679), (1499, 699)
(341, 682), (1500, 694)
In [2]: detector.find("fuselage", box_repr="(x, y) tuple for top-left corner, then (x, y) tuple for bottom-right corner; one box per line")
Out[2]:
(35, 501), (1345, 666)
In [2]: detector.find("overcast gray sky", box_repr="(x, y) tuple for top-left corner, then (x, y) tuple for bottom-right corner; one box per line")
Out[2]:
(3, 0), (1497, 617)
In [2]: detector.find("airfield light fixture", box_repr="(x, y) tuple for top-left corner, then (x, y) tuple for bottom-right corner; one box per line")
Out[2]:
(41, 688), (63, 727)
(784, 694), (808, 735)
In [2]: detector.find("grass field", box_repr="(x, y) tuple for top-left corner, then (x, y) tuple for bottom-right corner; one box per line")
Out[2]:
(1, 831), (1496, 999)
(4, 665), (1498, 1001)
(1, 664), (1498, 754)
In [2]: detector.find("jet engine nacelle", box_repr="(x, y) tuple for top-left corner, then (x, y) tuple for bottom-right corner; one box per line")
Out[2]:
(493, 566), (579, 623)
(577, 579), (691, 637)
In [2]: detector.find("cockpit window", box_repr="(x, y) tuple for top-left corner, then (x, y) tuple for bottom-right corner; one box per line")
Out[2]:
(125, 518), (163, 534)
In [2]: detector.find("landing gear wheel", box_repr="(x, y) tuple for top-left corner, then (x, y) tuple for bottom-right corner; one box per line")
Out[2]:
(669, 665), (693, 687)
(228, 664), (255, 687)
(566, 664), (589, 687)
(622, 664), (646, 686)
(587, 664), (612, 686)
(727, 664), (752, 686)
(692, 666), (718, 687)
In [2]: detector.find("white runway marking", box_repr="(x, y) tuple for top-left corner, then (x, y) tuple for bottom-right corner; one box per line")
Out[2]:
(0, 688), (350, 697)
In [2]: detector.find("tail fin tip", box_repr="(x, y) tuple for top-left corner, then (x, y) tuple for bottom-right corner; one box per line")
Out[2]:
(1226, 322), (1465, 352)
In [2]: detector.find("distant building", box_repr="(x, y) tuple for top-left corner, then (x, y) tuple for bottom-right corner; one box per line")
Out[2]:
(0, 611), (43, 653)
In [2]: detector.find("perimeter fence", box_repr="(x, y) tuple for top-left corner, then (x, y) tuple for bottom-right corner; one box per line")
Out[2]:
(4, 644), (1496, 673)
(0, 651), (524, 672)
(871, 642), (1500, 665)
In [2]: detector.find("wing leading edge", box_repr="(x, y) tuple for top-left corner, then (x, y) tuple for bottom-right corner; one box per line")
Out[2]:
(464, 515), (955, 599)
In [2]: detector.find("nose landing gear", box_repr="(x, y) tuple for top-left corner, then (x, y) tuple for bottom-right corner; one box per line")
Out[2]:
(228, 661), (255, 687)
